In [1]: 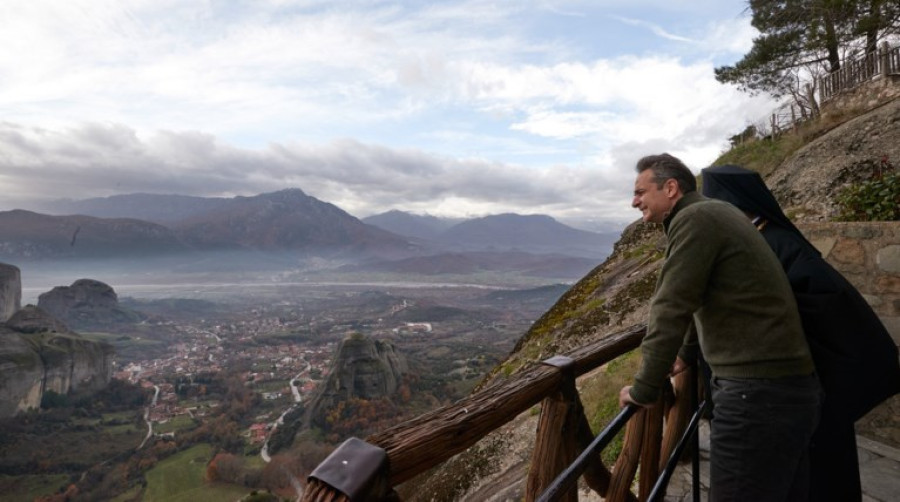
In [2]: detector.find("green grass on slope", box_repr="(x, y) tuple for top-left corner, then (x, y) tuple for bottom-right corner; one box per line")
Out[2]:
(710, 102), (874, 176)
(144, 443), (249, 502)
(578, 349), (643, 465)
(0, 474), (70, 502)
(711, 133), (805, 177)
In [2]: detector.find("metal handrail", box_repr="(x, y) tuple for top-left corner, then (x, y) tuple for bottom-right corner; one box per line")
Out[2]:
(536, 404), (638, 502)
(646, 400), (708, 502)
(537, 357), (706, 502)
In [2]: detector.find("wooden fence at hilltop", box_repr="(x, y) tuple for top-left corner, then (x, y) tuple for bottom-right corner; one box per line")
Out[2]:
(819, 42), (900, 103)
(753, 42), (900, 140)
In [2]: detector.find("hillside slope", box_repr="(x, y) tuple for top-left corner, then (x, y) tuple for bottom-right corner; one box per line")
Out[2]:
(0, 210), (188, 260)
(766, 98), (900, 221)
(404, 97), (900, 500)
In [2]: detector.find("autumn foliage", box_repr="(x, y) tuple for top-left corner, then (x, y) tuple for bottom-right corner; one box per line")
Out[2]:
(324, 397), (399, 439)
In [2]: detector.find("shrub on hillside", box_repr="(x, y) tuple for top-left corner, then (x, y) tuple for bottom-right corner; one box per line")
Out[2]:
(836, 158), (900, 221)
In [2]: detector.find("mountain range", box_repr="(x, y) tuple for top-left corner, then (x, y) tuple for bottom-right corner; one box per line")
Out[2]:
(363, 211), (617, 258)
(4, 190), (411, 260)
(3, 189), (620, 280)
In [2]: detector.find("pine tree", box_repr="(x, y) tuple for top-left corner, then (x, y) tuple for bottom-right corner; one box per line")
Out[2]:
(715, 0), (900, 97)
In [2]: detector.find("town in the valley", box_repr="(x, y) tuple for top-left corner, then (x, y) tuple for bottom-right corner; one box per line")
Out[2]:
(108, 283), (554, 453)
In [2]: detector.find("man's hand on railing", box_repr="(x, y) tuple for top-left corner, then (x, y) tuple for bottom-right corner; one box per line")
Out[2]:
(618, 385), (652, 409)
(669, 356), (690, 377)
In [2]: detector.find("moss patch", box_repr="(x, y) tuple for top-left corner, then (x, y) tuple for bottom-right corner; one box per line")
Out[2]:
(578, 349), (642, 465)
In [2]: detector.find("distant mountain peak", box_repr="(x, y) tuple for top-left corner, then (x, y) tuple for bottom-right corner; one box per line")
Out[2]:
(364, 210), (617, 259)
(249, 188), (309, 200)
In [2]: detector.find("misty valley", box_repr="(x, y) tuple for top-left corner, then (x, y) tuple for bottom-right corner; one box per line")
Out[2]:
(0, 276), (573, 501)
(0, 190), (616, 501)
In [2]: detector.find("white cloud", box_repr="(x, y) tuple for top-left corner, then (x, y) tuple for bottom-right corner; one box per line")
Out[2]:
(0, 1), (772, 228)
(611, 15), (697, 43)
(0, 122), (644, 222)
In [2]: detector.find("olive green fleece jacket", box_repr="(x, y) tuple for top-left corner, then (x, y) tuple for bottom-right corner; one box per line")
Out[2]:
(629, 192), (815, 405)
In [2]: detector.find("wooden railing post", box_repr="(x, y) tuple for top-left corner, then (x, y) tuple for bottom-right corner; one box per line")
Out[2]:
(885, 44), (900, 75)
(303, 438), (391, 502)
(659, 369), (693, 466)
(606, 380), (691, 502)
(526, 357), (580, 502)
(303, 478), (350, 502)
(573, 409), (632, 500)
(638, 397), (664, 501)
(607, 406), (645, 502)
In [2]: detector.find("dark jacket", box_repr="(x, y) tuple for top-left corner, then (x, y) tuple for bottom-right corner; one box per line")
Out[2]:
(762, 223), (900, 421)
(630, 191), (814, 404)
(702, 164), (900, 421)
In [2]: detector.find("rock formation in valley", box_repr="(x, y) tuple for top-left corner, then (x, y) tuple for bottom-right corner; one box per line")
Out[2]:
(307, 333), (408, 428)
(38, 278), (145, 330)
(0, 264), (113, 418)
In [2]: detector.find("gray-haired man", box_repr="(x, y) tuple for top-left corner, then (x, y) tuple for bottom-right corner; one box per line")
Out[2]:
(619, 153), (821, 501)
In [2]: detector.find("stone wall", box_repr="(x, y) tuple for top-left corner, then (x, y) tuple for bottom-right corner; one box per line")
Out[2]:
(821, 74), (900, 119)
(799, 221), (900, 446)
(799, 222), (900, 346)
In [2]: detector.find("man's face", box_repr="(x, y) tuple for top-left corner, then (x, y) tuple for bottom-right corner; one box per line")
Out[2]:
(632, 169), (678, 224)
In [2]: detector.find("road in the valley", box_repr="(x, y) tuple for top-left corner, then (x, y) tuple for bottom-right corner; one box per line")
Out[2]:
(137, 385), (160, 450)
(260, 357), (310, 463)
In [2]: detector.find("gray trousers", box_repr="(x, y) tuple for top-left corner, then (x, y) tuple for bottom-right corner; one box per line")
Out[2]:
(709, 375), (822, 502)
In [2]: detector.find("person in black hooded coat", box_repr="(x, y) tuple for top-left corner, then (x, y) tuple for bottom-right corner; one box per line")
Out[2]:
(701, 164), (900, 502)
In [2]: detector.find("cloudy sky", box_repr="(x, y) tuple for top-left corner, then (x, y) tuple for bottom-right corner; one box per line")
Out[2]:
(0, 0), (776, 230)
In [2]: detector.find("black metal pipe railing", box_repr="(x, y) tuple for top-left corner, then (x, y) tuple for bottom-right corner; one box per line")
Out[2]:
(537, 355), (707, 502)
(646, 399), (708, 502)
(536, 404), (638, 502)
(691, 363), (702, 502)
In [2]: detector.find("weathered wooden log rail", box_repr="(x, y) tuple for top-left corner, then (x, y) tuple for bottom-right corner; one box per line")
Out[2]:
(302, 323), (701, 501)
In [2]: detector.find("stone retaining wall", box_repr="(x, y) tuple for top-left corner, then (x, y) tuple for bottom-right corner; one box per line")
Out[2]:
(799, 222), (900, 346)
(799, 221), (900, 446)
(821, 74), (900, 119)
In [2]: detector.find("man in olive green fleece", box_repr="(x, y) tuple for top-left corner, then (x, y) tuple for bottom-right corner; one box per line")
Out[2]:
(618, 153), (821, 501)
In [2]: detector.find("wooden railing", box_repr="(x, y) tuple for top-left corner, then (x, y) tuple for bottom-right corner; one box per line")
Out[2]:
(819, 43), (900, 102)
(300, 324), (703, 501)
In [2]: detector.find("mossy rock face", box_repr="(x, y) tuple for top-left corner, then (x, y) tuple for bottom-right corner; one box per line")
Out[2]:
(0, 329), (46, 417)
(0, 262), (21, 322)
(481, 221), (664, 386)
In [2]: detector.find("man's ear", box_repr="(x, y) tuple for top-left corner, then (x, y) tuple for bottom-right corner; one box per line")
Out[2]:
(664, 178), (680, 198)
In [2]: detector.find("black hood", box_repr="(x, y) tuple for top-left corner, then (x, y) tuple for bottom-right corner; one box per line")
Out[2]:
(701, 164), (817, 253)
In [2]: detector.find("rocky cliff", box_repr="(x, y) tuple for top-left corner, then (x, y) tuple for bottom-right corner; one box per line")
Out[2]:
(308, 333), (408, 427)
(0, 266), (113, 418)
(38, 278), (145, 330)
(767, 97), (900, 221)
(0, 263), (21, 322)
